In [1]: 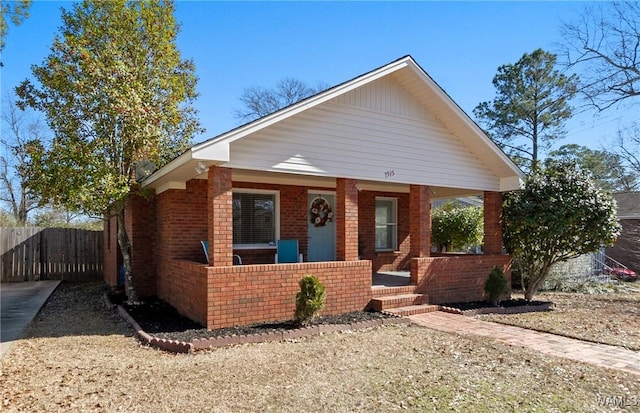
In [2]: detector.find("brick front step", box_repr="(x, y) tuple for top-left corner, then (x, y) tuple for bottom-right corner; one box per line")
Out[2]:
(371, 285), (416, 298)
(369, 293), (430, 311)
(385, 304), (442, 317)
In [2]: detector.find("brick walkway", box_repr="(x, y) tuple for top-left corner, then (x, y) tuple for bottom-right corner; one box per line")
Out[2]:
(409, 311), (640, 376)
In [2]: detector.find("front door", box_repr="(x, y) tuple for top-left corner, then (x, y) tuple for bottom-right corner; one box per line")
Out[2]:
(307, 193), (336, 262)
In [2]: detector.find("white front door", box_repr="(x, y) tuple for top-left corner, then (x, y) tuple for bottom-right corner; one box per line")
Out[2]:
(307, 193), (336, 262)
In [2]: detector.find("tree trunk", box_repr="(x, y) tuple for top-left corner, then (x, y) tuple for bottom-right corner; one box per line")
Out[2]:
(524, 261), (552, 301)
(116, 205), (138, 303)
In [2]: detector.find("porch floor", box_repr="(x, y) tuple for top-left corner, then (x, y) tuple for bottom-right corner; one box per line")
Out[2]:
(372, 271), (412, 287)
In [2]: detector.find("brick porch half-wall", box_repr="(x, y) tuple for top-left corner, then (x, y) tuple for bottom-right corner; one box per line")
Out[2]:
(410, 255), (511, 304)
(163, 259), (372, 329)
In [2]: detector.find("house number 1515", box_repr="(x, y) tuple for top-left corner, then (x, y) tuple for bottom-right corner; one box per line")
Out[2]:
(384, 170), (395, 178)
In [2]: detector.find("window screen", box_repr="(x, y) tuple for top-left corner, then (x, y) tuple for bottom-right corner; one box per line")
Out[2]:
(233, 192), (275, 245)
(375, 198), (397, 250)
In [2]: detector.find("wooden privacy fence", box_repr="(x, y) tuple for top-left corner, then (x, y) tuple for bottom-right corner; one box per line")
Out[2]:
(0, 227), (103, 282)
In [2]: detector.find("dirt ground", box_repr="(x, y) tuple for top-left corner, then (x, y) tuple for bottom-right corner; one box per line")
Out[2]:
(1, 282), (639, 412)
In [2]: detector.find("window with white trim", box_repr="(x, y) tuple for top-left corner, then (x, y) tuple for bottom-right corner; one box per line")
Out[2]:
(375, 198), (397, 250)
(232, 190), (278, 247)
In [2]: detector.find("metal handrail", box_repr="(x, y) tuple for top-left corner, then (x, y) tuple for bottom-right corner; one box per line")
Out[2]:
(593, 250), (631, 281)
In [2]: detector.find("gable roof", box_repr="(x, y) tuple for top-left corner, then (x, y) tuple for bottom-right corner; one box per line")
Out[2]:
(144, 55), (523, 194)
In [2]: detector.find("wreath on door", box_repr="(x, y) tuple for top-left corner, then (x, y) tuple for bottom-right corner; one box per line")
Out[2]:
(310, 196), (333, 227)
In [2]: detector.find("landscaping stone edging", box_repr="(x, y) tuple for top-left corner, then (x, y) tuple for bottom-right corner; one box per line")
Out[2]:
(107, 292), (411, 353)
(440, 302), (555, 317)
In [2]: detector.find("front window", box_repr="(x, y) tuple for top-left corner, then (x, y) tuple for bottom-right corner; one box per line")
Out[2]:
(375, 198), (397, 250)
(233, 190), (278, 247)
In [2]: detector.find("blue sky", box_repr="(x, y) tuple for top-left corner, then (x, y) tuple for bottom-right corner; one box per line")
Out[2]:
(2, 1), (636, 152)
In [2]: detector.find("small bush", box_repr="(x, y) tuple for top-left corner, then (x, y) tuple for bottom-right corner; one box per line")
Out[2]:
(484, 266), (509, 306)
(294, 275), (326, 326)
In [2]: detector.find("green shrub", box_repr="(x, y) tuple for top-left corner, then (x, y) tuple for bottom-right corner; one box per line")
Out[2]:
(294, 275), (326, 326)
(484, 266), (509, 306)
(431, 201), (483, 252)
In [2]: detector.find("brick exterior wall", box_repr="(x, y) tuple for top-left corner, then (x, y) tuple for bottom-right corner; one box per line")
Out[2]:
(483, 191), (503, 254)
(336, 178), (359, 261)
(166, 259), (372, 329)
(151, 179), (374, 327)
(103, 213), (120, 288)
(125, 194), (157, 297)
(410, 185), (431, 258)
(410, 254), (511, 304)
(606, 219), (640, 273)
(155, 179), (209, 303)
(103, 194), (157, 297)
(358, 191), (411, 272)
(104, 173), (511, 327)
(155, 180), (208, 263)
(205, 260), (372, 329)
(207, 166), (234, 266)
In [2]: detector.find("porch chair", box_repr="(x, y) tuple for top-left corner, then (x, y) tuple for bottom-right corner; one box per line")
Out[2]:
(275, 239), (303, 263)
(201, 240), (242, 265)
(201, 240), (209, 263)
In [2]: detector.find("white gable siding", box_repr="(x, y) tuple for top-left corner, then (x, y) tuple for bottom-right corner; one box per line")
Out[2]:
(225, 79), (501, 191)
(332, 76), (434, 121)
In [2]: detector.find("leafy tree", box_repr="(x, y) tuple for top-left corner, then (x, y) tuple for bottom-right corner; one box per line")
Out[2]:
(0, 0), (31, 65)
(474, 49), (578, 170)
(0, 94), (41, 224)
(0, 208), (17, 226)
(16, 0), (202, 302)
(431, 201), (483, 252)
(503, 162), (620, 300)
(546, 144), (638, 192)
(234, 77), (327, 122)
(562, 2), (640, 111)
(31, 207), (101, 230)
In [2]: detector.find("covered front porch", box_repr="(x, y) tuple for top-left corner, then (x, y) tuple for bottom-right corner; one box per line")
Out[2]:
(145, 165), (511, 329)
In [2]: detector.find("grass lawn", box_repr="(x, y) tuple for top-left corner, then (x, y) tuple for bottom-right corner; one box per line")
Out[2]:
(1, 282), (639, 412)
(480, 285), (640, 351)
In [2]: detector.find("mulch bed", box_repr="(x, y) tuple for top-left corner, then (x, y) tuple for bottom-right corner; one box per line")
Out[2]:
(440, 299), (554, 316)
(113, 294), (396, 344)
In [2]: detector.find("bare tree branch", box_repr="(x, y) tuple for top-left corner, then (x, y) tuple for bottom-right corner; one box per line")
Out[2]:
(233, 78), (328, 123)
(0, 93), (41, 223)
(562, 2), (640, 111)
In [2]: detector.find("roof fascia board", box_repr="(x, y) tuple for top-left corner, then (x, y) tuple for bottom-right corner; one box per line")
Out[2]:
(500, 176), (523, 191)
(141, 150), (193, 188)
(191, 140), (230, 162)
(155, 181), (187, 194)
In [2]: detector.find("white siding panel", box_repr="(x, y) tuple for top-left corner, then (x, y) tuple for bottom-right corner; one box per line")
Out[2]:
(226, 102), (500, 191)
(331, 76), (433, 121)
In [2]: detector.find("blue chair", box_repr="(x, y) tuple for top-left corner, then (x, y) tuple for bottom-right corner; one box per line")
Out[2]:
(275, 240), (303, 263)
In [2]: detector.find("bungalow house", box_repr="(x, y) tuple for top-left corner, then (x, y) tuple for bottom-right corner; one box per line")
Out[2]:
(103, 56), (524, 329)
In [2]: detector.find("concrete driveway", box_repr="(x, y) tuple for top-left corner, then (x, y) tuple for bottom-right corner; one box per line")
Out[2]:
(0, 281), (60, 359)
